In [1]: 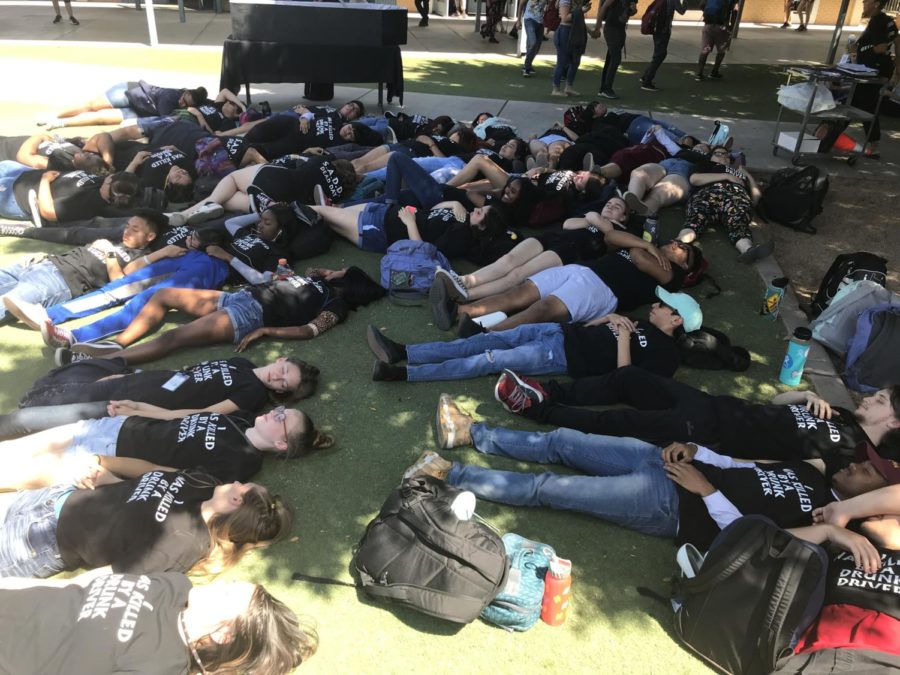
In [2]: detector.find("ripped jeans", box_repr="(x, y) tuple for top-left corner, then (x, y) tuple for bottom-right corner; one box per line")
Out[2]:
(405, 323), (568, 382)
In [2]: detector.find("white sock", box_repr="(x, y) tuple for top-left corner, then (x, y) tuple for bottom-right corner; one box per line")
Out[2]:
(735, 237), (753, 254)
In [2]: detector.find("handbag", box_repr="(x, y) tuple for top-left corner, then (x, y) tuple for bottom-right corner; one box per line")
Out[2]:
(543, 0), (561, 30)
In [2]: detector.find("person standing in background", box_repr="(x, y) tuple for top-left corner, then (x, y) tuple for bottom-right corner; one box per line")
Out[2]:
(517, 0), (551, 77)
(414, 0), (429, 27)
(51, 0), (79, 25)
(593, 0), (634, 99)
(695, 0), (736, 81)
(780, 0), (794, 29)
(640, 0), (687, 92)
(794, 0), (812, 31)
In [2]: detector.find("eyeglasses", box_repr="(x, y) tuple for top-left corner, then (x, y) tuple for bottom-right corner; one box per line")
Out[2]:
(273, 405), (289, 441)
(659, 301), (680, 317)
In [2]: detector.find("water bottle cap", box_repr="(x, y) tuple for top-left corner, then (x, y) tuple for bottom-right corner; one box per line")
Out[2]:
(793, 327), (812, 341)
(549, 556), (572, 579)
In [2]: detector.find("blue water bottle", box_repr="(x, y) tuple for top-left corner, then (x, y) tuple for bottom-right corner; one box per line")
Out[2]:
(779, 327), (812, 386)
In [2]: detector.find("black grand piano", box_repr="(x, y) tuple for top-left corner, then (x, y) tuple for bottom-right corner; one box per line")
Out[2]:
(220, 0), (407, 106)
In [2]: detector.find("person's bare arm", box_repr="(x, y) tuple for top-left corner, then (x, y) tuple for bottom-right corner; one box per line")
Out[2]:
(15, 134), (53, 169)
(604, 229), (671, 270)
(690, 172), (741, 188)
(416, 135), (446, 157)
(813, 486), (900, 528)
(83, 132), (116, 169)
(124, 149), (151, 175)
(0, 567), (111, 590)
(398, 207), (422, 241)
(216, 117), (265, 137)
(107, 126), (146, 143)
(236, 309), (342, 351)
(215, 88), (246, 110)
(788, 523), (882, 573)
(629, 247), (672, 284)
(37, 170), (59, 221)
(743, 168), (762, 205)
(186, 107), (213, 133)
(98, 455), (177, 478)
(107, 399), (240, 419)
(121, 244), (187, 275)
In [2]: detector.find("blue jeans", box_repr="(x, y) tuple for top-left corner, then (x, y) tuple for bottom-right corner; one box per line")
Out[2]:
(52, 252), (229, 343)
(366, 156), (462, 182)
(626, 116), (688, 146)
(0, 485), (71, 578)
(523, 18), (543, 70)
(0, 160), (30, 219)
(447, 424), (679, 537)
(405, 323), (568, 382)
(0, 259), (72, 322)
(384, 152), (445, 207)
(0, 401), (110, 441)
(552, 24), (573, 88)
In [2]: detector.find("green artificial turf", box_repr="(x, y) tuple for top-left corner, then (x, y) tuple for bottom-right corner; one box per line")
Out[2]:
(0, 39), (835, 675)
(0, 212), (805, 674)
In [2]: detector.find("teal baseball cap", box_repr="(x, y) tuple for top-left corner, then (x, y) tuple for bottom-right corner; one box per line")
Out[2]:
(655, 287), (703, 333)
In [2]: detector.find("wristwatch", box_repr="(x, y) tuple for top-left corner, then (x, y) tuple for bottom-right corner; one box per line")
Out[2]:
(106, 252), (117, 260)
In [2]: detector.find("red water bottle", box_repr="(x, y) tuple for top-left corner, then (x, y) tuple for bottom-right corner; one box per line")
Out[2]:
(540, 556), (572, 626)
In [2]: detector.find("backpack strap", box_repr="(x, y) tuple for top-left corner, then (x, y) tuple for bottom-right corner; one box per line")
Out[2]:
(291, 572), (359, 588)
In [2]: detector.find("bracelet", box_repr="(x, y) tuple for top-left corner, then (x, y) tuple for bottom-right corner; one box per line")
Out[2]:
(306, 322), (320, 337)
(143, 255), (151, 265)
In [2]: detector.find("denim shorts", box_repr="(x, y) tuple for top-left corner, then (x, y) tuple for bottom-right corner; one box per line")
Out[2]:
(218, 288), (265, 344)
(69, 416), (127, 459)
(0, 160), (30, 219)
(0, 485), (72, 578)
(529, 265), (618, 323)
(659, 158), (694, 180)
(123, 115), (176, 135)
(105, 82), (137, 119)
(357, 202), (390, 252)
(387, 143), (414, 157)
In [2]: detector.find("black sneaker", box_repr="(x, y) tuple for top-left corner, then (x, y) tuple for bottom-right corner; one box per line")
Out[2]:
(709, 70), (723, 79)
(70, 16), (79, 25)
(366, 324), (406, 364)
(372, 359), (407, 382)
(695, 72), (705, 81)
(640, 81), (658, 92)
(418, 17), (428, 26)
(55, 348), (91, 367)
(598, 88), (619, 99)
(457, 314), (486, 339)
(52, 13), (62, 23)
(522, 68), (532, 78)
(780, 21), (790, 28)
(428, 279), (457, 331)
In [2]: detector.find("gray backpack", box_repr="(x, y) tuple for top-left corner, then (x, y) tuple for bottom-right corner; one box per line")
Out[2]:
(811, 280), (896, 355)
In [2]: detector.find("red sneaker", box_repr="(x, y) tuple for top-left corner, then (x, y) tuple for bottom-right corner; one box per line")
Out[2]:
(494, 369), (547, 414)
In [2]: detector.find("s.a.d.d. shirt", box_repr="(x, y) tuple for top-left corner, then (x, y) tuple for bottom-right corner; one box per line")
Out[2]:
(561, 320), (679, 378)
(117, 412), (261, 482)
(0, 573), (191, 675)
(56, 471), (214, 574)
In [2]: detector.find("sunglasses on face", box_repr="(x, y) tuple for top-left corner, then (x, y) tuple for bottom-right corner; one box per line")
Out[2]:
(273, 405), (289, 441)
(659, 301), (680, 317)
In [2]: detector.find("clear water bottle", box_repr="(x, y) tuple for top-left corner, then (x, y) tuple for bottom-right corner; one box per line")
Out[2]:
(779, 327), (812, 386)
(275, 258), (293, 280)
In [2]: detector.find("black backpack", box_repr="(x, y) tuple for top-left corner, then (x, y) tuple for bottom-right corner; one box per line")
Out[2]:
(760, 166), (829, 234)
(672, 516), (828, 675)
(286, 202), (334, 261)
(353, 476), (509, 624)
(810, 251), (888, 317)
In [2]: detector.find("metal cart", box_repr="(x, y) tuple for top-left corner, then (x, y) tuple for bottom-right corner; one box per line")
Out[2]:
(771, 65), (886, 167)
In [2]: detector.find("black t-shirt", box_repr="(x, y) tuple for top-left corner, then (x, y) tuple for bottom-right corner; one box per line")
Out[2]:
(227, 226), (286, 281)
(196, 101), (237, 132)
(471, 148), (513, 172)
(857, 12), (898, 77)
(0, 135), (82, 171)
(0, 573), (190, 675)
(382, 205), (474, 259)
(536, 170), (581, 201)
(109, 357), (270, 412)
(249, 158), (344, 211)
(582, 249), (672, 311)
(117, 413), (261, 482)
(57, 470), (214, 574)
(126, 82), (184, 117)
(49, 239), (147, 296)
(249, 273), (349, 327)
(675, 460), (830, 549)
(561, 320), (679, 378)
(151, 224), (193, 250)
(13, 169), (107, 222)
(148, 120), (212, 159)
(824, 547), (900, 620)
(135, 147), (194, 190)
(711, 401), (868, 469)
(536, 224), (608, 264)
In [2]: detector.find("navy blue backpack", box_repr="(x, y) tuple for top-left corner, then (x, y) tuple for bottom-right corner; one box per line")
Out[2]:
(380, 239), (451, 305)
(844, 303), (900, 392)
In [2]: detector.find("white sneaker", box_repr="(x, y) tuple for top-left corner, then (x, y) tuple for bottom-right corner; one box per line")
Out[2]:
(675, 543), (705, 579)
(384, 126), (398, 144)
(186, 202), (224, 225)
(434, 266), (468, 301)
(27, 190), (42, 228)
(473, 311), (507, 329)
(2, 296), (49, 330)
(313, 184), (328, 206)
(165, 212), (187, 227)
(71, 340), (123, 357)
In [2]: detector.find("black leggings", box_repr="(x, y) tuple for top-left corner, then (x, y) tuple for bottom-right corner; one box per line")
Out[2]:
(0, 216), (129, 245)
(526, 365), (722, 445)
